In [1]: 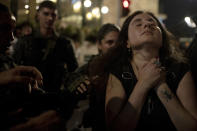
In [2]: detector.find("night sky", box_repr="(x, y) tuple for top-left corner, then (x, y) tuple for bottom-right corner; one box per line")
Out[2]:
(160, 0), (197, 37)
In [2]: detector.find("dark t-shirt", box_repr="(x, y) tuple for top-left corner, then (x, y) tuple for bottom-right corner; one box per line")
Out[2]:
(13, 31), (78, 92)
(187, 34), (197, 85)
(110, 58), (189, 131)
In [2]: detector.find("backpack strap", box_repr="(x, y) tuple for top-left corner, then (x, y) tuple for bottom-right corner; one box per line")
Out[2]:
(110, 59), (137, 98)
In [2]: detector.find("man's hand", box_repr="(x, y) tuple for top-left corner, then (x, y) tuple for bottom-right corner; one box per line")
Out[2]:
(0, 66), (43, 92)
(76, 79), (90, 94)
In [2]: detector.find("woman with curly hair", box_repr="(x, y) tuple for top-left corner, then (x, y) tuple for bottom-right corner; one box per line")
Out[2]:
(89, 11), (197, 131)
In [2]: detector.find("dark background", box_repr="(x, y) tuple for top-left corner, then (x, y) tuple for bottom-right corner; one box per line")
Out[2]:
(159, 0), (197, 38)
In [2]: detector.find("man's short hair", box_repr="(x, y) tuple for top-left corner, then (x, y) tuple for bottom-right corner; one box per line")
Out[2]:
(35, 1), (57, 23)
(37, 0), (56, 11)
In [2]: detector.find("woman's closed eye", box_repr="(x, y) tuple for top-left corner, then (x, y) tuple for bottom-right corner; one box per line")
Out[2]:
(136, 23), (142, 27)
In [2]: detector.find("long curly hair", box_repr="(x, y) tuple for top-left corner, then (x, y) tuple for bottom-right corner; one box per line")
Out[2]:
(88, 10), (187, 84)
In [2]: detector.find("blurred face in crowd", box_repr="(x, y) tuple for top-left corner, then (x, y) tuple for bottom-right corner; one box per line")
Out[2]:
(0, 12), (15, 54)
(21, 25), (32, 36)
(127, 13), (162, 50)
(37, 7), (57, 30)
(98, 31), (119, 54)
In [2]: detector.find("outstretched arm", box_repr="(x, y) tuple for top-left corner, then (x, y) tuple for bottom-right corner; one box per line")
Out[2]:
(0, 66), (43, 92)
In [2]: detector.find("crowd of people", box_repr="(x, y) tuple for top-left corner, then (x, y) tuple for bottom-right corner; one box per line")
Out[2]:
(0, 0), (197, 131)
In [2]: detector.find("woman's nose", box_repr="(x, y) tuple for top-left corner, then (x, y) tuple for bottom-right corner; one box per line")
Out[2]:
(144, 22), (152, 28)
